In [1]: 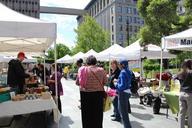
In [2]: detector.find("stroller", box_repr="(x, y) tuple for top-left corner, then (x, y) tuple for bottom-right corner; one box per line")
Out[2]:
(137, 79), (162, 114)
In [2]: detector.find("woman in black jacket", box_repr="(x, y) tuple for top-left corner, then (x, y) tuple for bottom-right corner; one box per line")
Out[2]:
(108, 60), (121, 122)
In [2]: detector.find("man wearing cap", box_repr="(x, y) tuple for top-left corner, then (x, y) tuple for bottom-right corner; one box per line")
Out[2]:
(7, 52), (30, 94)
(115, 60), (132, 128)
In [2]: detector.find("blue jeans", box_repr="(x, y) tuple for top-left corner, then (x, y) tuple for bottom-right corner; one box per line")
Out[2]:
(118, 91), (132, 128)
(113, 96), (121, 119)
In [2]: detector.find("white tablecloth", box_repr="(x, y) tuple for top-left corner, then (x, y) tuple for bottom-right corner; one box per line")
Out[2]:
(0, 98), (60, 122)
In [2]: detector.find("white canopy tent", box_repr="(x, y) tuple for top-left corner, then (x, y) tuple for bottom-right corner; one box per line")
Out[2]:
(56, 54), (73, 63)
(114, 39), (176, 60)
(162, 28), (192, 51)
(97, 44), (125, 61)
(0, 56), (37, 63)
(72, 52), (84, 62)
(83, 49), (98, 59)
(0, 3), (56, 55)
(159, 28), (192, 89)
(0, 3), (60, 112)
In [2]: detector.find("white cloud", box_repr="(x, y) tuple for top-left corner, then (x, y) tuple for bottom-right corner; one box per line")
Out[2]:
(40, 0), (90, 49)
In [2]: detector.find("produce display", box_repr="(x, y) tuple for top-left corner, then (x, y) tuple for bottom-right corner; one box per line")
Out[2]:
(0, 87), (11, 93)
(25, 75), (38, 87)
(0, 82), (50, 102)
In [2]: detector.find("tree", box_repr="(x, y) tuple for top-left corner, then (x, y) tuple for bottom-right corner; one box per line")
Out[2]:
(137, 0), (179, 45)
(47, 43), (71, 60)
(74, 15), (110, 53)
(126, 33), (140, 47)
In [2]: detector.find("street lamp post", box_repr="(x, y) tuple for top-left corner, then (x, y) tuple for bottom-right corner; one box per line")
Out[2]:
(126, 19), (129, 46)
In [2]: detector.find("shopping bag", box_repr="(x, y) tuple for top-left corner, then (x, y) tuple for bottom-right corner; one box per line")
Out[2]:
(103, 96), (112, 112)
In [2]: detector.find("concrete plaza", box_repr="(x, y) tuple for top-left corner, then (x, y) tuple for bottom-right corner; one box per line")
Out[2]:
(57, 78), (178, 128)
(0, 78), (179, 128)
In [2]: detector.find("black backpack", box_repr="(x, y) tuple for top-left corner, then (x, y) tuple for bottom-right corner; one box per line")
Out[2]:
(130, 71), (138, 94)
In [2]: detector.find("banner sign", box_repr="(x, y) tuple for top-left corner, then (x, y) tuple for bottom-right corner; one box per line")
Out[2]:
(165, 38), (192, 49)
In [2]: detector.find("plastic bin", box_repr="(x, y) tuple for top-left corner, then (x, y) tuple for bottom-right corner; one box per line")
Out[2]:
(0, 92), (11, 103)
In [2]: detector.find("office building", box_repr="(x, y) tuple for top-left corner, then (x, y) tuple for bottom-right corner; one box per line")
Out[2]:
(0, 0), (40, 18)
(77, 0), (144, 46)
(177, 0), (185, 15)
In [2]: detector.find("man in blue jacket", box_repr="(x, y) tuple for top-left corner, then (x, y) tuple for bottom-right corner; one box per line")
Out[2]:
(115, 60), (132, 128)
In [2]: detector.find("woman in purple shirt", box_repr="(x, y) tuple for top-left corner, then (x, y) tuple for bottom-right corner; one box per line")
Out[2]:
(47, 64), (63, 113)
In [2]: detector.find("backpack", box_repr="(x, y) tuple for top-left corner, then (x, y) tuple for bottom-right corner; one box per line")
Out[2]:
(130, 71), (138, 94)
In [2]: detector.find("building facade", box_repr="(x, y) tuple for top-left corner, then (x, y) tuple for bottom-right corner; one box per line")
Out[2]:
(177, 0), (185, 15)
(77, 0), (144, 46)
(0, 0), (40, 18)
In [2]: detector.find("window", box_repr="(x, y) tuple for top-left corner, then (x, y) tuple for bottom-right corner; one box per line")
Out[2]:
(112, 34), (114, 41)
(103, 0), (105, 8)
(129, 17), (132, 23)
(119, 34), (123, 41)
(119, 24), (123, 31)
(137, 17), (140, 24)
(111, 7), (114, 14)
(112, 25), (114, 32)
(111, 16), (114, 23)
(134, 17), (137, 23)
(141, 20), (144, 25)
(100, 0), (102, 10)
(107, 0), (109, 5)
(129, 25), (132, 32)
(133, 8), (136, 14)
(134, 26), (137, 32)
(117, 6), (122, 13)
(118, 16), (122, 22)
(126, 24), (128, 31)
(95, 4), (97, 15)
(126, 7), (132, 14)
(97, 2), (99, 13)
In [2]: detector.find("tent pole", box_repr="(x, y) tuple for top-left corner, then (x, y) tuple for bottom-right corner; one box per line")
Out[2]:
(54, 41), (58, 106)
(43, 51), (46, 85)
(109, 54), (111, 75)
(140, 49), (142, 79)
(159, 37), (164, 90)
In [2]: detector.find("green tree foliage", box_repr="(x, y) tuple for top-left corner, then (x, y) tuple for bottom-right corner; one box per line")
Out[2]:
(74, 15), (110, 53)
(126, 33), (140, 46)
(143, 59), (160, 78)
(137, 0), (178, 45)
(47, 44), (71, 59)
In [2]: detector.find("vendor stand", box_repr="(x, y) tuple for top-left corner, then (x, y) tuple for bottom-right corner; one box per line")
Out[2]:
(160, 28), (192, 117)
(0, 92), (59, 121)
(163, 91), (179, 114)
(0, 3), (58, 127)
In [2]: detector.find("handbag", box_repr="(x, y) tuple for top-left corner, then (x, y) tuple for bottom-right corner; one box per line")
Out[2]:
(90, 68), (112, 112)
(103, 95), (112, 112)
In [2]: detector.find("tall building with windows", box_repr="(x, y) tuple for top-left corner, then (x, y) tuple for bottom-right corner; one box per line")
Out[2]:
(0, 0), (40, 18)
(177, 0), (185, 15)
(77, 0), (144, 46)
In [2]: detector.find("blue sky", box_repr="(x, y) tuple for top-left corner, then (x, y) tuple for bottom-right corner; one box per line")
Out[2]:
(40, 0), (90, 48)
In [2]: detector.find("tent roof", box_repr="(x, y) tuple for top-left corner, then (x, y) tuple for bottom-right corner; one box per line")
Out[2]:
(56, 54), (73, 63)
(84, 49), (98, 58)
(97, 44), (124, 61)
(0, 55), (37, 63)
(163, 28), (192, 51)
(114, 39), (176, 60)
(0, 3), (56, 55)
(164, 28), (192, 39)
(72, 52), (84, 60)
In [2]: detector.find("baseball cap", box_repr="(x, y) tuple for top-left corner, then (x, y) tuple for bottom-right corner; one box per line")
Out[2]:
(17, 52), (27, 59)
(119, 60), (128, 67)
